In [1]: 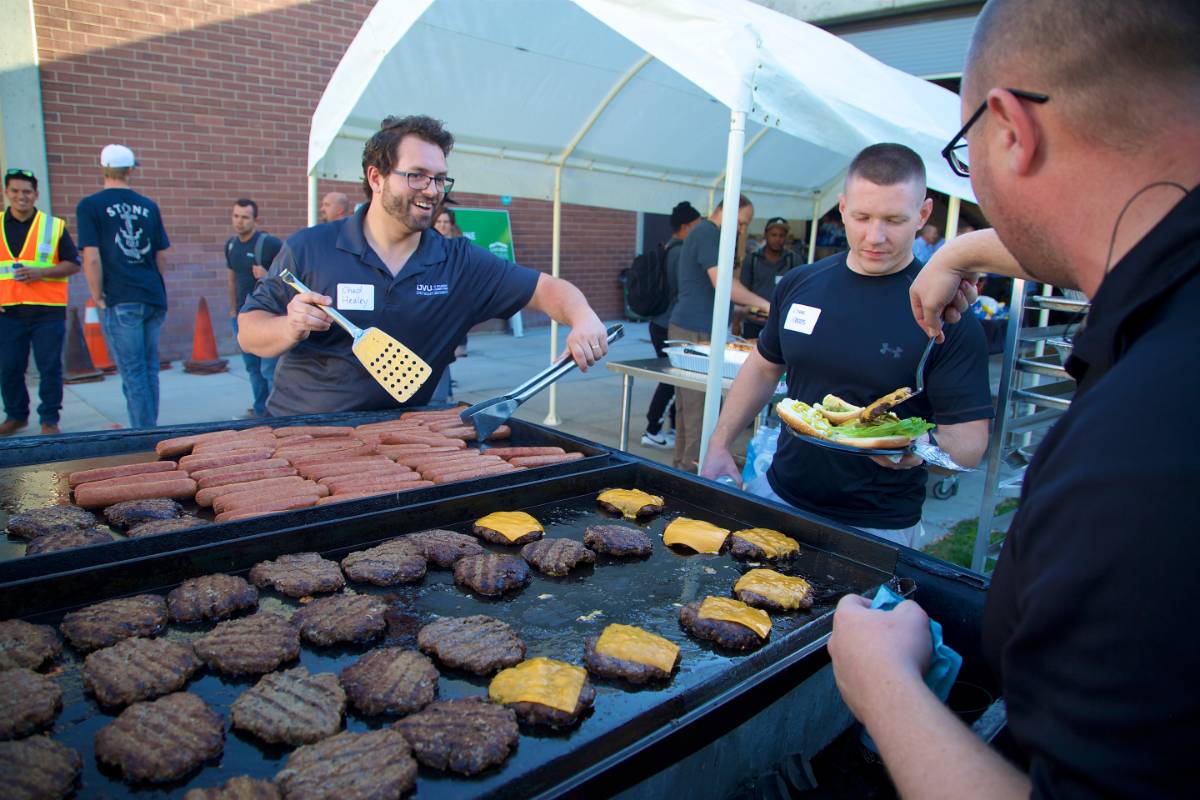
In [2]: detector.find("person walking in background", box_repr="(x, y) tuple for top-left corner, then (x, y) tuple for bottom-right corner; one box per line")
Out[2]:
(319, 192), (352, 223)
(641, 200), (700, 449)
(912, 223), (944, 262)
(0, 168), (81, 436)
(739, 216), (799, 339)
(76, 144), (171, 429)
(668, 194), (768, 471)
(226, 198), (282, 418)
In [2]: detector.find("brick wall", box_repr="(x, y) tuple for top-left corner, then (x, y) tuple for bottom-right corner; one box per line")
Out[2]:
(32, 0), (635, 360)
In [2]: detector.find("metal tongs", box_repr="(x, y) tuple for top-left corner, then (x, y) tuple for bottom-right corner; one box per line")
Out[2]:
(459, 324), (625, 441)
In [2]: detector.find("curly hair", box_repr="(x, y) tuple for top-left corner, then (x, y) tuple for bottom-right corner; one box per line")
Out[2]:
(361, 115), (455, 200)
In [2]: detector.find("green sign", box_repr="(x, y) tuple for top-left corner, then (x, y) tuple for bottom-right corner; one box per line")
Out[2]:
(454, 208), (515, 262)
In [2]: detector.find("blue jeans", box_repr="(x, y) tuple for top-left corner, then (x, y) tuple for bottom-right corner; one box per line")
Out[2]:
(101, 302), (165, 429)
(231, 316), (277, 415)
(0, 306), (65, 425)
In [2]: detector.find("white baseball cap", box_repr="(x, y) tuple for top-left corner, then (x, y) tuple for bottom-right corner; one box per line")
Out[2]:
(100, 144), (137, 168)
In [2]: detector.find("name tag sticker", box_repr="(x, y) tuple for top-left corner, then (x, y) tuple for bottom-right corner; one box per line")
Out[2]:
(784, 303), (821, 335)
(337, 283), (374, 311)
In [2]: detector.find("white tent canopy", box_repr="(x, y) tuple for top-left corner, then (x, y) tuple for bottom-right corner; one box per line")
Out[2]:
(308, 0), (972, 462)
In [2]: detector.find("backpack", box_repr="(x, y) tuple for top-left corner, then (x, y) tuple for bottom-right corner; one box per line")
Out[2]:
(625, 240), (676, 318)
(225, 232), (270, 268)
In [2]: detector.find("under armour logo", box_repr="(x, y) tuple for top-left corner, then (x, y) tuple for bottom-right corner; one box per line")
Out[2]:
(880, 343), (903, 358)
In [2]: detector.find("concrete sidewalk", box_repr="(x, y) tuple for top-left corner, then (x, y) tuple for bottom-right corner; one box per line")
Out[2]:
(14, 321), (987, 548)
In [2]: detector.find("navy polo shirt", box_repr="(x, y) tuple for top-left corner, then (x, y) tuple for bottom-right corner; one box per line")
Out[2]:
(241, 207), (539, 415)
(983, 188), (1200, 798)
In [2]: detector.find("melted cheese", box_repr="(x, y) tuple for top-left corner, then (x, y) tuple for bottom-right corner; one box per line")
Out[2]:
(597, 488), (664, 519)
(594, 623), (680, 674)
(734, 568), (812, 611)
(488, 657), (586, 713)
(662, 518), (730, 553)
(475, 511), (543, 543)
(698, 596), (771, 639)
(731, 528), (799, 559)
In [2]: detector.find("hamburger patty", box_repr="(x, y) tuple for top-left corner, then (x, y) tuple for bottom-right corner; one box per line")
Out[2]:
(678, 601), (765, 651)
(582, 524), (653, 557)
(248, 552), (345, 597)
(230, 667), (345, 745)
(340, 539), (427, 586)
(167, 573), (259, 623)
(340, 648), (438, 716)
(127, 516), (210, 538)
(24, 527), (113, 556)
(0, 736), (82, 800)
(0, 668), (62, 739)
(182, 775), (280, 800)
(82, 636), (200, 706)
(274, 728), (417, 800)
(59, 594), (168, 652)
(471, 519), (542, 546)
(192, 612), (300, 676)
(403, 529), (483, 567)
(520, 537), (595, 576)
(103, 498), (183, 529)
(417, 615), (526, 674)
(453, 553), (531, 597)
(729, 531), (799, 562)
(93, 692), (224, 784)
(0, 619), (62, 671)
(394, 696), (519, 775)
(291, 593), (388, 646)
(582, 636), (678, 684)
(504, 681), (596, 729)
(5, 505), (98, 541)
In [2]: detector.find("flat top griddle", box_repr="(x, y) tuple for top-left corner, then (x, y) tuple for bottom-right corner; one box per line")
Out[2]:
(6, 463), (897, 799)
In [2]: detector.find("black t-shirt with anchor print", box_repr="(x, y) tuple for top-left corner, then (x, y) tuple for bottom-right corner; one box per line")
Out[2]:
(75, 188), (171, 309)
(757, 252), (993, 529)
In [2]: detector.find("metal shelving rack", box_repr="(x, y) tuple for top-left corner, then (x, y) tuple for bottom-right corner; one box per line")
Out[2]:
(971, 281), (1089, 573)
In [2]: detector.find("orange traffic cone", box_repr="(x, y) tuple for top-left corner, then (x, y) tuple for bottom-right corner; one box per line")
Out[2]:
(183, 297), (229, 374)
(83, 299), (117, 374)
(63, 307), (105, 384)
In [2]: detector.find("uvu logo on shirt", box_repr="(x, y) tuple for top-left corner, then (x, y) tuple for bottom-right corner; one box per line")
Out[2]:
(415, 283), (450, 297)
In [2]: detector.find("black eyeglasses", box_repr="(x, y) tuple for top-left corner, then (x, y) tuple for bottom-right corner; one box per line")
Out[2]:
(941, 89), (1050, 177)
(391, 170), (455, 194)
(5, 168), (35, 179)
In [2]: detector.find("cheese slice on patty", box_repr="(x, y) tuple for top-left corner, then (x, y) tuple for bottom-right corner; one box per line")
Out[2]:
(663, 518), (730, 553)
(731, 528), (799, 559)
(734, 568), (813, 610)
(597, 488), (664, 519)
(594, 623), (680, 674)
(698, 596), (772, 639)
(488, 657), (586, 713)
(474, 511), (544, 543)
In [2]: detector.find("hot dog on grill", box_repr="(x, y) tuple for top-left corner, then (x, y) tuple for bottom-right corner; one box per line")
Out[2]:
(74, 478), (197, 509)
(68, 460), (179, 488)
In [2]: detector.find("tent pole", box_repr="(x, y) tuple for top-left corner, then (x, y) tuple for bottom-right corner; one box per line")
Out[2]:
(945, 195), (961, 239)
(544, 165), (563, 426)
(307, 174), (319, 227)
(698, 109), (747, 470)
(807, 195), (819, 263)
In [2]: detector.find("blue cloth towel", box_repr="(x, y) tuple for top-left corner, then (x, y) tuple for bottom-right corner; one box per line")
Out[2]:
(859, 584), (963, 753)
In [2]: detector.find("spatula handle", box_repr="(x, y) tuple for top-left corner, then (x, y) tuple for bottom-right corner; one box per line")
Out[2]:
(278, 269), (362, 337)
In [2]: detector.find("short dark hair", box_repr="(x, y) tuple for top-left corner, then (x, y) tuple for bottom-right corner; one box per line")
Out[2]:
(669, 201), (701, 231)
(846, 143), (926, 188)
(4, 170), (37, 191)
(967, 0), (1200, 147)
(361, 115), (455, 200)
(714, 194), (752, 211)
(234, 198), (259, 218)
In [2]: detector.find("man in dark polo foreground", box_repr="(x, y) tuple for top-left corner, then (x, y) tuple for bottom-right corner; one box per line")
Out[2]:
(238, 115), (608, 415)
(828, 1), (1200, 797)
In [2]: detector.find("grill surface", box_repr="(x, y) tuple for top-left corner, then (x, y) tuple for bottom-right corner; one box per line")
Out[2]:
(1, 462), (898, 798)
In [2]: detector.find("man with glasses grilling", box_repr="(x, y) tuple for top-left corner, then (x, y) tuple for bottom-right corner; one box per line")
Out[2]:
(0, 168), (81, 436)
(238, 115), (608, 415)
(828, 1), (1200, 797)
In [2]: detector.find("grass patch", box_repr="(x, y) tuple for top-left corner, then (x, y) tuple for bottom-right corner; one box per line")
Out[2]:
(923, 498), (1019, 569)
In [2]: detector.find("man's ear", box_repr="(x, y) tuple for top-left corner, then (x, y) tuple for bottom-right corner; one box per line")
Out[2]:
(365, 165), (385, 196)
(837, 194), (846, 219)
(918, 198), (933, 228)
(986, 88), (1042, 176)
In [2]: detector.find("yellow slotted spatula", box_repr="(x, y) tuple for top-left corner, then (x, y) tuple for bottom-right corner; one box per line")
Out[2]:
(279, 269), (432, 404)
